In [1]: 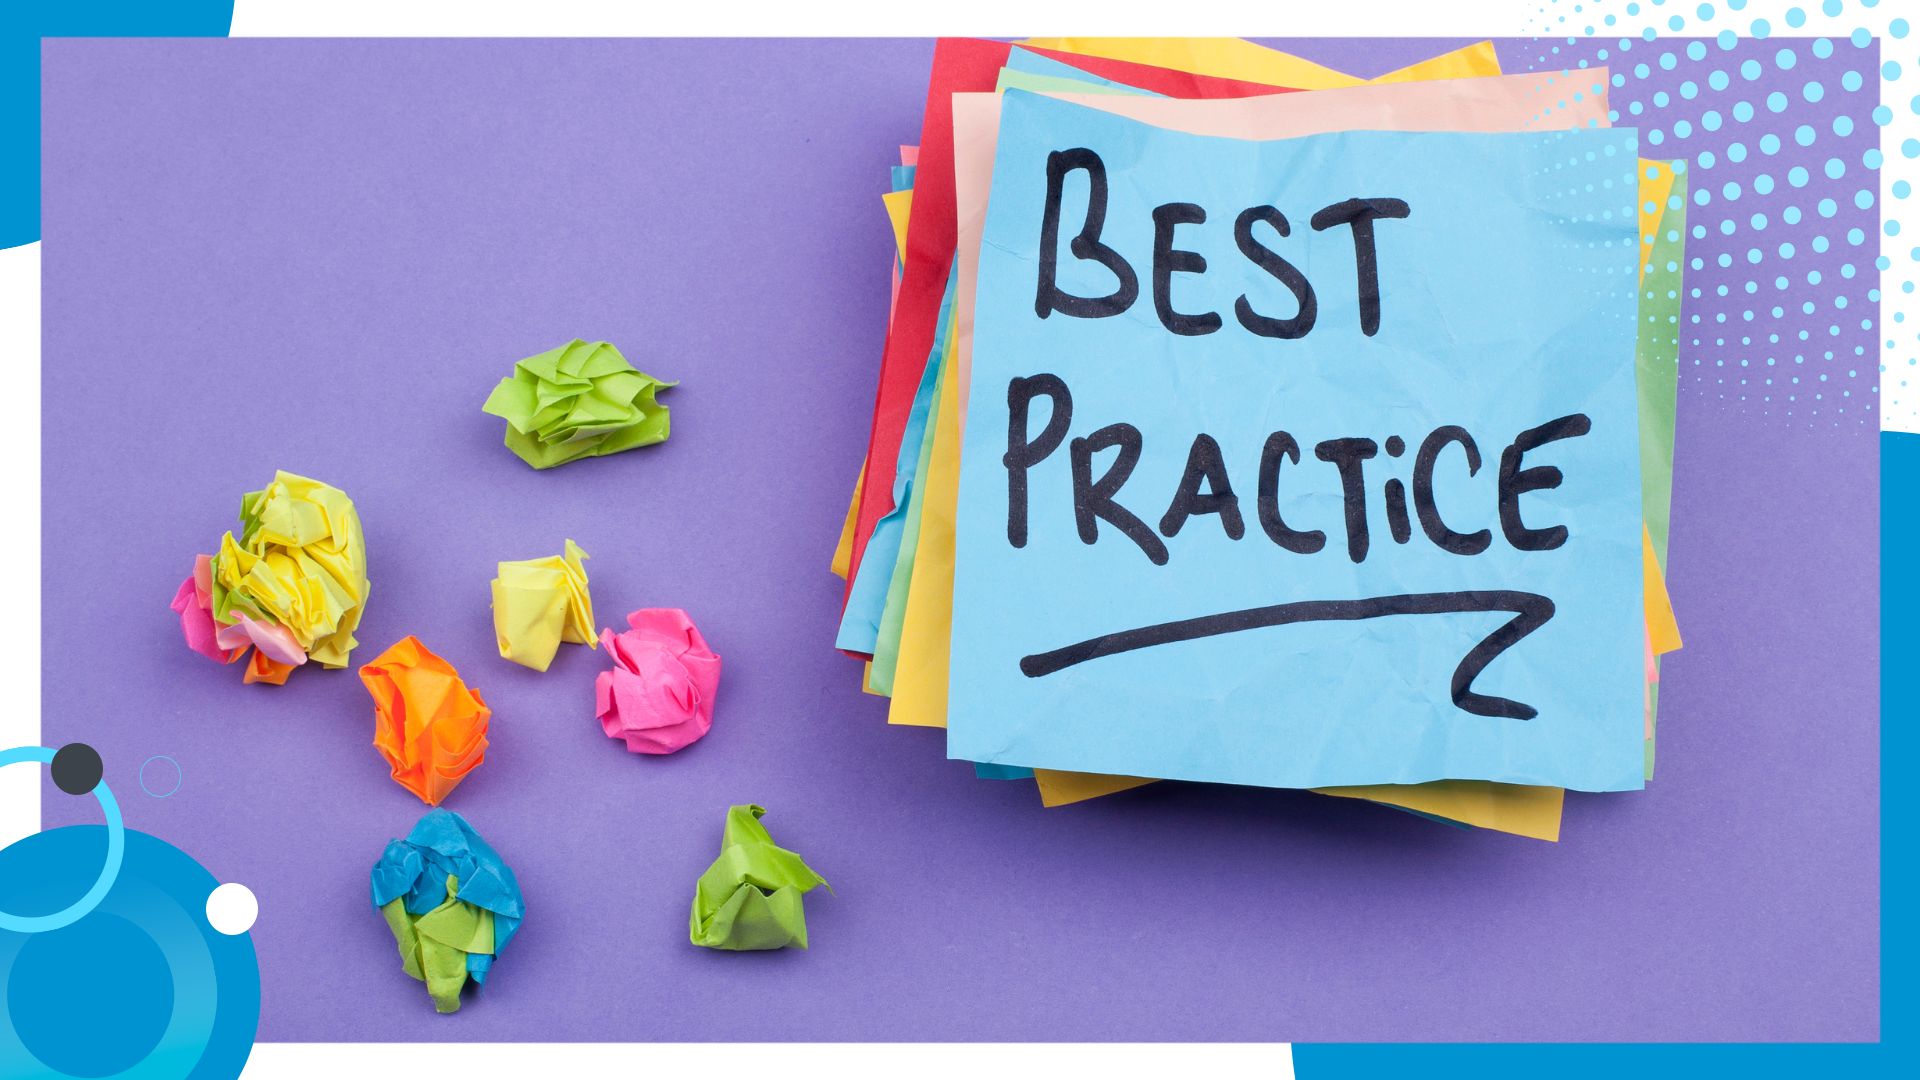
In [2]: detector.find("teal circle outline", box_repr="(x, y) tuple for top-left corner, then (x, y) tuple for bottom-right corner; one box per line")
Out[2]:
(139, 755), (182, 799)
(0, 745), (124, 933)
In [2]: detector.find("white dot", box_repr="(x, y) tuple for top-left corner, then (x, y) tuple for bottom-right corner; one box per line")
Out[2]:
(206, 883), (258, 935)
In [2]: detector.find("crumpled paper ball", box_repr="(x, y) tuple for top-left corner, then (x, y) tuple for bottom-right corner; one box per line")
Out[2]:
(171, 553), (298, 684)
(480, 339), (676, 469)
(690, 804), (829, 951)
(170, 470), (370, 684)
(491, 539), (596, 672)
(370, 808), (524, 1014)
(362, 636), (490, 805)
(594, 608), (721, 754)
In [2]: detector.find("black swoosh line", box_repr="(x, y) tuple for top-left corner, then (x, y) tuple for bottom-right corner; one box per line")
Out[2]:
(1017, 590), (1556, 720)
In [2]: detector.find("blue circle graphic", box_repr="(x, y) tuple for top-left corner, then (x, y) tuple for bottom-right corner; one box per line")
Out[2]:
(0, 827), (260, 1078)
(9, 913), (173, 1076)
(0, 746), (123, 933)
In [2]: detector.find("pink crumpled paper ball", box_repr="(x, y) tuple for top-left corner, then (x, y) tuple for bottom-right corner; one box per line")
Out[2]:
(594, 609), (720, 754)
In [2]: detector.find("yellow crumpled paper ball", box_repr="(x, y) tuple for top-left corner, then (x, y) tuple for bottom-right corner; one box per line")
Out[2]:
(490, 539), (596, 672)
(211, 470), (370, 669)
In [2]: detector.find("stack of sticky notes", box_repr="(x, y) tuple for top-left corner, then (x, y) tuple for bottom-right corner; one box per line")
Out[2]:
(831, 39), (1686, 842)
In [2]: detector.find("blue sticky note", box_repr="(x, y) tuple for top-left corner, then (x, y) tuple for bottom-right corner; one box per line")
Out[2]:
(370, 808), (525, 983)
(949, 93), (1645, 792)
(836, 264), (957, 654)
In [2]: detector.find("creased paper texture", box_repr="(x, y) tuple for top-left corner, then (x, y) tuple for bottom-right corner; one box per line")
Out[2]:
(949, 94), (1644, 792)
(689, 805), (829, 951)
(370, 809), (525, 1013)
(482, 339), (675, 469)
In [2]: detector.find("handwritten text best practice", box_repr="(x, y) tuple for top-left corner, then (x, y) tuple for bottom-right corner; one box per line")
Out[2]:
(1009, 146), (1592, 567)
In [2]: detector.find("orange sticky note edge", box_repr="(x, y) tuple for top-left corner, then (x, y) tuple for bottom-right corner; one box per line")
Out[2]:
(242, 651), (296, 685)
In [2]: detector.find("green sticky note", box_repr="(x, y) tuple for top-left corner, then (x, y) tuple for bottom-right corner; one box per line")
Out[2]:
(380, 874), (495, 1014)
(482, 339), (675, 469)
(690, 805), (829, 952)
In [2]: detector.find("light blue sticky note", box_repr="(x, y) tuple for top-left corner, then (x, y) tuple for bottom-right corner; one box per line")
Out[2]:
(949, 92), (1645, 793)
(835, 286), (947, 654)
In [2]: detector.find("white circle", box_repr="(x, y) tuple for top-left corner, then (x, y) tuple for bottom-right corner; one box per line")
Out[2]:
(205, 882), (258, 936)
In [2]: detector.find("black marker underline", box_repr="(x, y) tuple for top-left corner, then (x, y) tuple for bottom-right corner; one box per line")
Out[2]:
(1018, 590), (1557, 720)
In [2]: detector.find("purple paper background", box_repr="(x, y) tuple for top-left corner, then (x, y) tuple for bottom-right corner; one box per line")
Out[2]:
(39, 38), (1878, 1041)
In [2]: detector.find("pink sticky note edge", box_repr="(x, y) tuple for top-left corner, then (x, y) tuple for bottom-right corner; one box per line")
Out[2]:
(1645, 636), (1660, 738)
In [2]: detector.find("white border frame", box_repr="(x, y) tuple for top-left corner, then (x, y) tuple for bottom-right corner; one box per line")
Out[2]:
(7, 0), (1905, 1073)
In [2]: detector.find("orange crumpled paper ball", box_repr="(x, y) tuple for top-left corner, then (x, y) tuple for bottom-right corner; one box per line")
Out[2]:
(361, 636), (490, 805)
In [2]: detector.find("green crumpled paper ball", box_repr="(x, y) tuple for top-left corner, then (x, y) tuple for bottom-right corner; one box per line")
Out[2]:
(481, 339), (676, 469)
(379, 874), (495, 1014)
(690, 805), (830, 951)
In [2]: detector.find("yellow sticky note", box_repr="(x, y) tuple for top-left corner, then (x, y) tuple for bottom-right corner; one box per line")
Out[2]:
(1645, 526), (1682, 654)
(1316, 782), (1564, 842)
(1019, 38), (1500, 91)
(491, 539), (595, 672)
(1639, 161), (1677, 285)
(1034, 769), (1155, 806)
(883, 188), (913, 263)
(888, 322), (963, 727)
(1033, 771), (1563, 841)
(831, 463), (864, 580)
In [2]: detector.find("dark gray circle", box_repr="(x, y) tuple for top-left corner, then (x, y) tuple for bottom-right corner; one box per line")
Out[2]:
(51, 743), (103, 795)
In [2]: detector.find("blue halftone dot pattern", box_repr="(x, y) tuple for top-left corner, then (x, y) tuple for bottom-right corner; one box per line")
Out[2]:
(1521, 1), (1903, 429)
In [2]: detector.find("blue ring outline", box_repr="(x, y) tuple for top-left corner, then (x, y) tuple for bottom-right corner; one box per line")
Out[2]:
(0, 746), (124, 933)
(138, 755), (182, 799)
